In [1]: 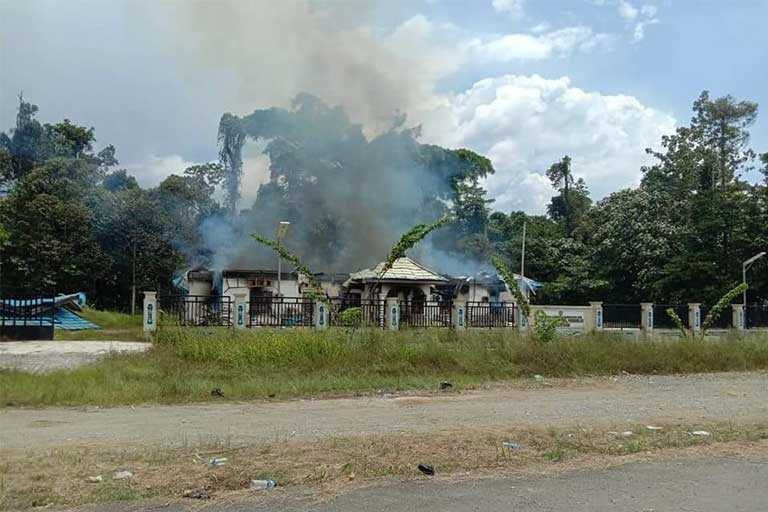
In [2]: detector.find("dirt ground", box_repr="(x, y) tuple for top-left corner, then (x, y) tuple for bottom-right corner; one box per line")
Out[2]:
(2, 371), (767, 451)
(0, 341), (150, 373)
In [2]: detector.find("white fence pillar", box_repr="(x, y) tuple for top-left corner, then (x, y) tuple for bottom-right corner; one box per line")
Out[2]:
(640, 303), (654, 332)
(517, 304), (529, 332)
(688, 303), (701, 334)
(143, 291), (157, 332)
(234, 293), (248, 330)
(314, 300), (329, 330)
(589, 301), (603, 332)
(732, 304), (745, 330)
(453, 300), (467, 330)
(385, 297), (400, 331)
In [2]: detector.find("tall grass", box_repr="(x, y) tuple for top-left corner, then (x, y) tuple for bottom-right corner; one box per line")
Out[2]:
(3, 328), (768, 407)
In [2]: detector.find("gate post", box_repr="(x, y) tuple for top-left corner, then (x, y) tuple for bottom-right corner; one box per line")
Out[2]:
(517, 304), (529, 332)
(385, 297), (400, 331)
(732, 304), (745, 331)
(143, 291), (157, 333)
(641, 303), (654, 332)
(453, 300), (467, 330)
(314, 300), (329, 330)
(688, 303), (701, 334)
(588, 302), (603, 332)
(234, 293), (248, 330)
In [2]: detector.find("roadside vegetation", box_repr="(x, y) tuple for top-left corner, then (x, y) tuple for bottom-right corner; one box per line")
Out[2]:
(54, 308), (143, 341)
(3, 328), (768, 407)
(3, 420), (767, 509)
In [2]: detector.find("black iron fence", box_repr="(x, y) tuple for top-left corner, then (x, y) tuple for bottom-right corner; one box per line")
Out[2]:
(249, 296), (314, 327)
(653, 304), (690, 329)
(746, 305), (768, 328)
(328, 298), (385, 328)
(399, 300), (452, 328)
(603, 304), (641, 329)
(159, 295), (233, 327)
(466, 301), (516, 328)
(700, 305), (732, 329)
(0, 288), (56, 340)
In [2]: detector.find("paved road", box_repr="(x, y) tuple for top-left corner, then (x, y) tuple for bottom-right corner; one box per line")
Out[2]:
(0, 341), (150, 373)
(2, 372), (766, 450)
(75, 455), (768, 511)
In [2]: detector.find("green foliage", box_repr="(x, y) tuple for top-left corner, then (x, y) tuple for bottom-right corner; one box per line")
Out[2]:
(339, 307), (362, 328)
(533, 310), (568, 343)
(491, 254), (530, 318)
(702, 282), (747, 334)
(665, 307), (689, 338)
(380, 214), (452, 278)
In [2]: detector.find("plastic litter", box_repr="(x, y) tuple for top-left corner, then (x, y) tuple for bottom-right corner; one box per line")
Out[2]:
(87, 475), (102, 483)
(249, 479), (277, 491)
(208, 457), (228, 467)
(417, 463), (435, 476)
(621, 431), (634, 437)
(112, 470), (133, 480)
(645, 425), (663, 431)
(533, 374), (544, 382)
(502, 441), (522, 450)
(690, 430), (711, 436)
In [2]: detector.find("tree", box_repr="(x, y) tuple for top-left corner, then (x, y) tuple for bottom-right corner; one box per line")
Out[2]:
(545, 155), (591, 237)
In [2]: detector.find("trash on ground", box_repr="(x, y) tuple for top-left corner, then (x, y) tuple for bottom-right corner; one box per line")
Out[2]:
(206, 457), (227, 467)
(645, 425), (663, 431)
(348, 472), (356, 481)
(502, 441), (522, 450)
(184, 488), (210, 500)
(621, 431), (634, 437)
(211, 388), (224, 397)
(439, 381), (453, 390)
(112, 470), (133, 480)
(417, 463), (435, 476)
(87, 475), (102, 483)
(533, 374), (544, 382)
(690, 430), (711, 436)
(249, 479), (277, 491)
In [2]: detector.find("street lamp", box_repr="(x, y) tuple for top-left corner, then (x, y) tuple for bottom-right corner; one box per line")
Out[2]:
(743, 252), (766, 306)
(276, 221), (290, 297)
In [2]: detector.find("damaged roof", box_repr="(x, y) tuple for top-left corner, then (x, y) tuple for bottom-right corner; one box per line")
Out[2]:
(347, 257), (449, 283)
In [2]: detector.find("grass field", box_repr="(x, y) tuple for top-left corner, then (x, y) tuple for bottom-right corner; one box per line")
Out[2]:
(54, 308), (144, 341)
(3, 327), (768, 407)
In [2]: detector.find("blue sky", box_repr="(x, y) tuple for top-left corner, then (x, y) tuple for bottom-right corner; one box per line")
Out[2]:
(1, 0), (766, 212)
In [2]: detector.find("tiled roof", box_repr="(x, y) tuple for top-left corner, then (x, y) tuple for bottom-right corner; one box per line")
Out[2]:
(348, 257), (448, 283)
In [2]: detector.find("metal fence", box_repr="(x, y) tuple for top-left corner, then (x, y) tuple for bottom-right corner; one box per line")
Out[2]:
(700, 304), (732, 329)
(249, 296), (314, 327)
(0, 288), (56, 340)
(159, 295), (233, 327)
(328, 298), (385, 328)
(603, 304), (641, 329)
(399, 300), (453, 328)
(746, 305), (768, 328)
(653, 304), (690, 329)
(466, 301), (516, 328)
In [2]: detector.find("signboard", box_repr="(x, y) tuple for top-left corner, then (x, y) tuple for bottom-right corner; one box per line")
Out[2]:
(532, 306), (588, 329)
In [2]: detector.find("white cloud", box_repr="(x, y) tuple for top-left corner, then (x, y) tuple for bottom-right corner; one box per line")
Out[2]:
(492, 0), (525, 18)
(633, 17), (659, 41)
(468, 26), (614, 62)
(640, 4), (658, 17)
(420, 75), (676, 213)
(617, 0), (639, 20)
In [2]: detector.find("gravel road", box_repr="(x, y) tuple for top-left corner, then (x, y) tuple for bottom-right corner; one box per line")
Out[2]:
(0, 341), (150, 372)
(2, 372), (766, 451)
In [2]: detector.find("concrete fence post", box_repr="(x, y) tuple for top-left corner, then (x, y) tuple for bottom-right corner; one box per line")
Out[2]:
(453, 300), (467, 330)
(385, 297), (400, 331)
(517, 304), (529, 332)
(732, 304), (745, 331)
(143, 291), (157, 333)
(640, 303), (654, 332)
(314, 300), (329, 330)
(234, 293), (248, 330)
(688, 303), (701, 334)
(589, 302), (603, 332)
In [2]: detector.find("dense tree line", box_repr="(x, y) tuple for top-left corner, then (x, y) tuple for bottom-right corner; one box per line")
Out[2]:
(0, 91), (766, 309)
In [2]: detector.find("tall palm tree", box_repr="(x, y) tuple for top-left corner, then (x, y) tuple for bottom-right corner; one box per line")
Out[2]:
(546, 155), (575, 235)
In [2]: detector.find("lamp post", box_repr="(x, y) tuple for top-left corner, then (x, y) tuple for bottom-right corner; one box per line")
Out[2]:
(743, 252), (766, 307)
(276, 221), (290, 297)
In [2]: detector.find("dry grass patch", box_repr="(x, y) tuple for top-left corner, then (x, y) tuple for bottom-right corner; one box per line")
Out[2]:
(3, 421), (768, 510)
